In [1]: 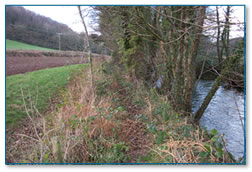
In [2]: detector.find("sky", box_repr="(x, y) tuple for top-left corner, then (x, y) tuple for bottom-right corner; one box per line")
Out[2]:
(24, 6), (245, 38)
(24, 6), (96, 34)
(207, 6), (245, 38)
(231, 7), (245, 38)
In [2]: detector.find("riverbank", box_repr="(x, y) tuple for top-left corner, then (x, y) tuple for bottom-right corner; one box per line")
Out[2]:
(6, 61), (239, 164)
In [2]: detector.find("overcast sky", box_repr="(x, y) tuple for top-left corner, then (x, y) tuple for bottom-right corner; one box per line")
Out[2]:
(207, 6), (245, 38)
(23, 6), (245, 37)
(24, 6), (95, 33)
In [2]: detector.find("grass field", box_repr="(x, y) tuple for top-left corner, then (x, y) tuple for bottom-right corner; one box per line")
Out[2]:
(6, 64), (87, 127)
(6, 39), (56, 51)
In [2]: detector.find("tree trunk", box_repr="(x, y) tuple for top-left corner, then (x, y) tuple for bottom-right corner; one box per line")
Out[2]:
(216, 6), (222, 68)
(185, 6), (206, 113)
(172, 7), (185, 111)
(224, 6), (231, 59)
(194, 53), (241, 123)
(78, 6), (94, 91)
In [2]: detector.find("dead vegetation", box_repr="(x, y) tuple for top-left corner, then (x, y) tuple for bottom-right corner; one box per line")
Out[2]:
(6, 61), (237, 164)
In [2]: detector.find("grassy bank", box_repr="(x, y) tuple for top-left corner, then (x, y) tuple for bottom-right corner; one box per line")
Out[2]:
(6, 39), (56, 51)
(6, 64), (87, 127)
(6, 61), (238, 164)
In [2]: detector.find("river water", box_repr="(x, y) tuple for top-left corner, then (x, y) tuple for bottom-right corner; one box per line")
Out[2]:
(192, 80), (245, 160)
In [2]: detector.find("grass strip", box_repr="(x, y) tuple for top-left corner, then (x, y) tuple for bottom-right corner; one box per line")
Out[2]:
(6, 64), (87, 127)
(6, 39), (56, 51)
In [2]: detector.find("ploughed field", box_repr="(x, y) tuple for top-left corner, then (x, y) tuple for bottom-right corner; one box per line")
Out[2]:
(6, 50), (110, 76)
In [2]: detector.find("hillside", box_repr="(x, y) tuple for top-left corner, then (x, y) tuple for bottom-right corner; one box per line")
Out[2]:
(6, 6), (83, 51)
(197, 35), (244, 59)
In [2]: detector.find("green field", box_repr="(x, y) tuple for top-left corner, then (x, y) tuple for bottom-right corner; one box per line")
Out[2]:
(6, 64), (87, 127)
(6, 39), (56, 51)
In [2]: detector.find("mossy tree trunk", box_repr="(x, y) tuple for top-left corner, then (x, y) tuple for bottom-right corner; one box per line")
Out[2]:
(95, 6), (206, 114)
(194, 53), (241, 123)
(194, 6), (234, 123)
(170, 6), (206, 113)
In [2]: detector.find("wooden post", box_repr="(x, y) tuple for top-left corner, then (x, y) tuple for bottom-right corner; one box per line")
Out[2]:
(57, 33), (63, 51)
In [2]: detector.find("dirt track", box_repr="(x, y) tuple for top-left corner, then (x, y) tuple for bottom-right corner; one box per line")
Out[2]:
(6, 50), (110, 76)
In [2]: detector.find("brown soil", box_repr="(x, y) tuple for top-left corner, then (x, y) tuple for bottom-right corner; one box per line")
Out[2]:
(6, 50), (111, 76)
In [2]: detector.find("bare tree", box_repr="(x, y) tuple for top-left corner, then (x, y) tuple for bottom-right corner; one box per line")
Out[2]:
(216, 6), (223, 68)
(194, 6), (244, 123)
(78, 6), (94, 91)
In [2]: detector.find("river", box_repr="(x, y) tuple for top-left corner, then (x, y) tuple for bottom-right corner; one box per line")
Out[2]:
(192, 80), (245, 160)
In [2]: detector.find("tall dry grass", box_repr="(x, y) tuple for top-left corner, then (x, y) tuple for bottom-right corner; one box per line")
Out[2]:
(6, 61), (237, 164)
(6, 61), (142, 163)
